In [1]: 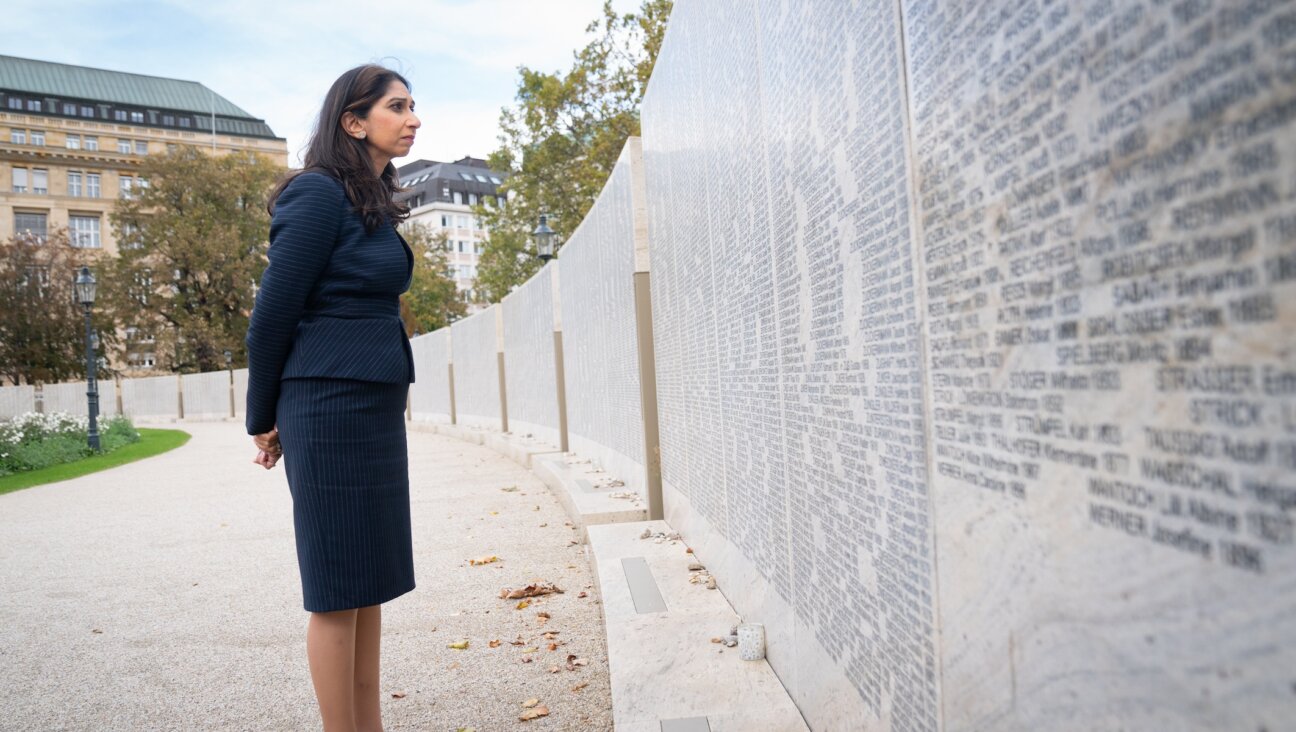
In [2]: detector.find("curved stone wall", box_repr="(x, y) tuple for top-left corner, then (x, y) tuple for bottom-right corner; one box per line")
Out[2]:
(501, 265), (560, 446)
(450, 306), (502, 429)
(409, 330), (452, 423)
(559, 142), (648, 495)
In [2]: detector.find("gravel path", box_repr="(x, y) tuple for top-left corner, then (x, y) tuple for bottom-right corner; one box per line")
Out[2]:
(0, 421), (613, 731)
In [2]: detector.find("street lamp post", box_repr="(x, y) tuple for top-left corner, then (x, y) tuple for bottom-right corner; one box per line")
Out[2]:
(224, 349), (235, 418)
(533, 214), (556, 262)
(74, 266), (100, 451)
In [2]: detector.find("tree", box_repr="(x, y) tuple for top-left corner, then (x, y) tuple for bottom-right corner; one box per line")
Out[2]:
(0, 230), (113, 385)
(475, 0), (672, 302)
(103, 146), (283, 373)
(399, 222), (467, 335)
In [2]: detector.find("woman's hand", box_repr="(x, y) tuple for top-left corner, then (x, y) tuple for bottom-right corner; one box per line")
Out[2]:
(252, 427), (282, 470)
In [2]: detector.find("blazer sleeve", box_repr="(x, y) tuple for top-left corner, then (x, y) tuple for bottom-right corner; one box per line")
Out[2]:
(245, 173), (344, 435)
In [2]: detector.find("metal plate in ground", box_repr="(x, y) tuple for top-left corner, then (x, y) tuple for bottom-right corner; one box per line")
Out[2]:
(660, 717), (711, 732)
(622, 556), (668, 614)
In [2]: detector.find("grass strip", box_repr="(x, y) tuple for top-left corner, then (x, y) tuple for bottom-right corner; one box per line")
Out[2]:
(0, 428), (191, 496)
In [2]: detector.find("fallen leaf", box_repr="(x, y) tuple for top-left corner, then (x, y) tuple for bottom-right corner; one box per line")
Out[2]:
(522, 698), (540, 708)
(521, 647), (539, 653)
(539, 523), (548, 527)
(537, 612), (551, 622)
(457, 728), (476, 732)
(521, 657), (533, 663)
(91, 629), (103, 634)
(490, 511), (499, 516)
(578, 591), (588, 598)
(710, 637), (723, 644)
(489, 639), (502, 648)
(566, 654), (588, 671)
(510, 637), (526, 646)
(391, 692), (407, 699)
(516, 600), (531, 610)
(571, 682), (589, 692)
(547, 643), (559, 651)
(500, 485), (519, 492)
(469, 555), (499, 566)
(548, 665), (561, 673)
(519, 705), (550, 721)
(500, 583), (564, 600)
(542, 631), (560, 639)
(448, 640), (469, 650)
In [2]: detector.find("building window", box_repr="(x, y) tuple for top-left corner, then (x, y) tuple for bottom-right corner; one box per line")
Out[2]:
(117, 139), (130, 154)
(458, 240), (466, 253)
(453, 191), (462, 204)
(130, 111), (144, 123)
(66, 134), (81, 150)
(69, 215), (101, 248)
(119, 175), (134, 198)
(84, 135), (98, 151)
(456, 215), (468, 229)
(30, 130), (44, 146)
(62, 102), (76, 115)
(468, 193), (478, 205)
(474, 242), (484, 255)
(134, 140), (147, 155)
(86, 173), (101, 198)
(114, 110), (127, 121)
(26, 100), (40, 112)
(31, 169), (47, 195)
(490, 176), (502, 185)
(459, 172), (473, 181)
(80, 105), (93, 118)
(166, 143), (176, 153)
(68, 171), (82, 196)
(179, 117), (191, 128)
(14, 212), (47, 242)
(11, 167), (27, 193)
(121, 222), (143, 249)
(440, 214), (450, 227)
(10, 129), (25, 145)
(6, 97), (21, 110)
(162, 114), (174, 126)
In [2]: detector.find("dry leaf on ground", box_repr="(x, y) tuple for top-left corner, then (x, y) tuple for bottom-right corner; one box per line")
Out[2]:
(519, 706), (550, 721)
(500, 485), (519, 492)
(548, 665), (561, 673)
(489, 639), (502, 648)
(515, 600), (531, 610)
(522, 698), (540, 708)
(448, 640), (469, 650)
(571, 682), (589, 692)
(500, 583), (564, 600)
(566, 654), (588, 671)
(391, 692), (407, 699)
(469, 555), (499, 566)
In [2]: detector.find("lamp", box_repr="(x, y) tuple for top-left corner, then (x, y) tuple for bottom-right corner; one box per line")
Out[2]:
(533, 214), (556, 262)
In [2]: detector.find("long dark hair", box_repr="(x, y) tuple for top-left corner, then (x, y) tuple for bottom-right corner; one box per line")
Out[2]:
(269, 64), (411, 233)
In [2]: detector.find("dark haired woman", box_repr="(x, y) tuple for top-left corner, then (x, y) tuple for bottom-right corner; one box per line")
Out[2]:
(245, 64), (420, 732)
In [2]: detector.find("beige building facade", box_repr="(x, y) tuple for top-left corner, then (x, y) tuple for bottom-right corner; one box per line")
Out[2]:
(0, 54), (287, 256)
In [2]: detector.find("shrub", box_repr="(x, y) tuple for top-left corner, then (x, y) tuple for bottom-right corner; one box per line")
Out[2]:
(0, 412), (140, 476)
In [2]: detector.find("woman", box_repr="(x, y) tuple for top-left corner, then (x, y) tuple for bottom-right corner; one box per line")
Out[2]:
(245, 64), (420, 732)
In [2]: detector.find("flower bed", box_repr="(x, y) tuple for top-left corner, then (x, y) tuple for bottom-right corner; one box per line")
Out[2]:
(0, 412), (140, 477)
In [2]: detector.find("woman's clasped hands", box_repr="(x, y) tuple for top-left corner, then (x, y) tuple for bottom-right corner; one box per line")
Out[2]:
(253, 426), (282, 470)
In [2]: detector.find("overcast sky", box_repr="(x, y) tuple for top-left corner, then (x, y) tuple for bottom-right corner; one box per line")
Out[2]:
(5, 0), (640, 168)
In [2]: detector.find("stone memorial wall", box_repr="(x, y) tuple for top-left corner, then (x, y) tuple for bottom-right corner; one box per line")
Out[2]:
(120, 374), (180, 421)
(41, 380), (118, 417)
(181, 370), (233, 420)
(643, 0), (1296, 729)
(502, 264), (561, 447)
(450, 307), (502, 429)
(409, 330), (452, 423)
(0, 385), (35, 418)
(559, 144), (649, 495)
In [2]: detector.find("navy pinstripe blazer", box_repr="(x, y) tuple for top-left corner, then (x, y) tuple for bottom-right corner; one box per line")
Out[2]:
(245, 171), (415, 435)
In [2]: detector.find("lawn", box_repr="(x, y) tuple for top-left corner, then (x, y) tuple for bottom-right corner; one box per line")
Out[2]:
(0, 428), (191, 496)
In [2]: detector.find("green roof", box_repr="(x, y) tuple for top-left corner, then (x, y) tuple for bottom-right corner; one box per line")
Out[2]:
(0, 54), (258, 120)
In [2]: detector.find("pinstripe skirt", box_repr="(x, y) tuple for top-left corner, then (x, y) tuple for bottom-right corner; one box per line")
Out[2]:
(277, 378), (415, 612)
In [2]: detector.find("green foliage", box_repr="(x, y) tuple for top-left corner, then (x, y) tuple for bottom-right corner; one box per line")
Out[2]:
(476, 0), (672, 302)
(0, 230), (115, 385)
(0, 412), (139, 476)
(0, 427), (187, 496)
(105, 146), (284, 373)
(399, 223), (468, 334)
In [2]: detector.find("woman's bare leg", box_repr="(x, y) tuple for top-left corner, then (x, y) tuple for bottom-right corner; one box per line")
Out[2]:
(354, 604), (383, 732)
(307, 608), (358, 732)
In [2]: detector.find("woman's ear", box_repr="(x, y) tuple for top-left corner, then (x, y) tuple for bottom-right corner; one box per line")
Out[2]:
(340, 111), (367, 140)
